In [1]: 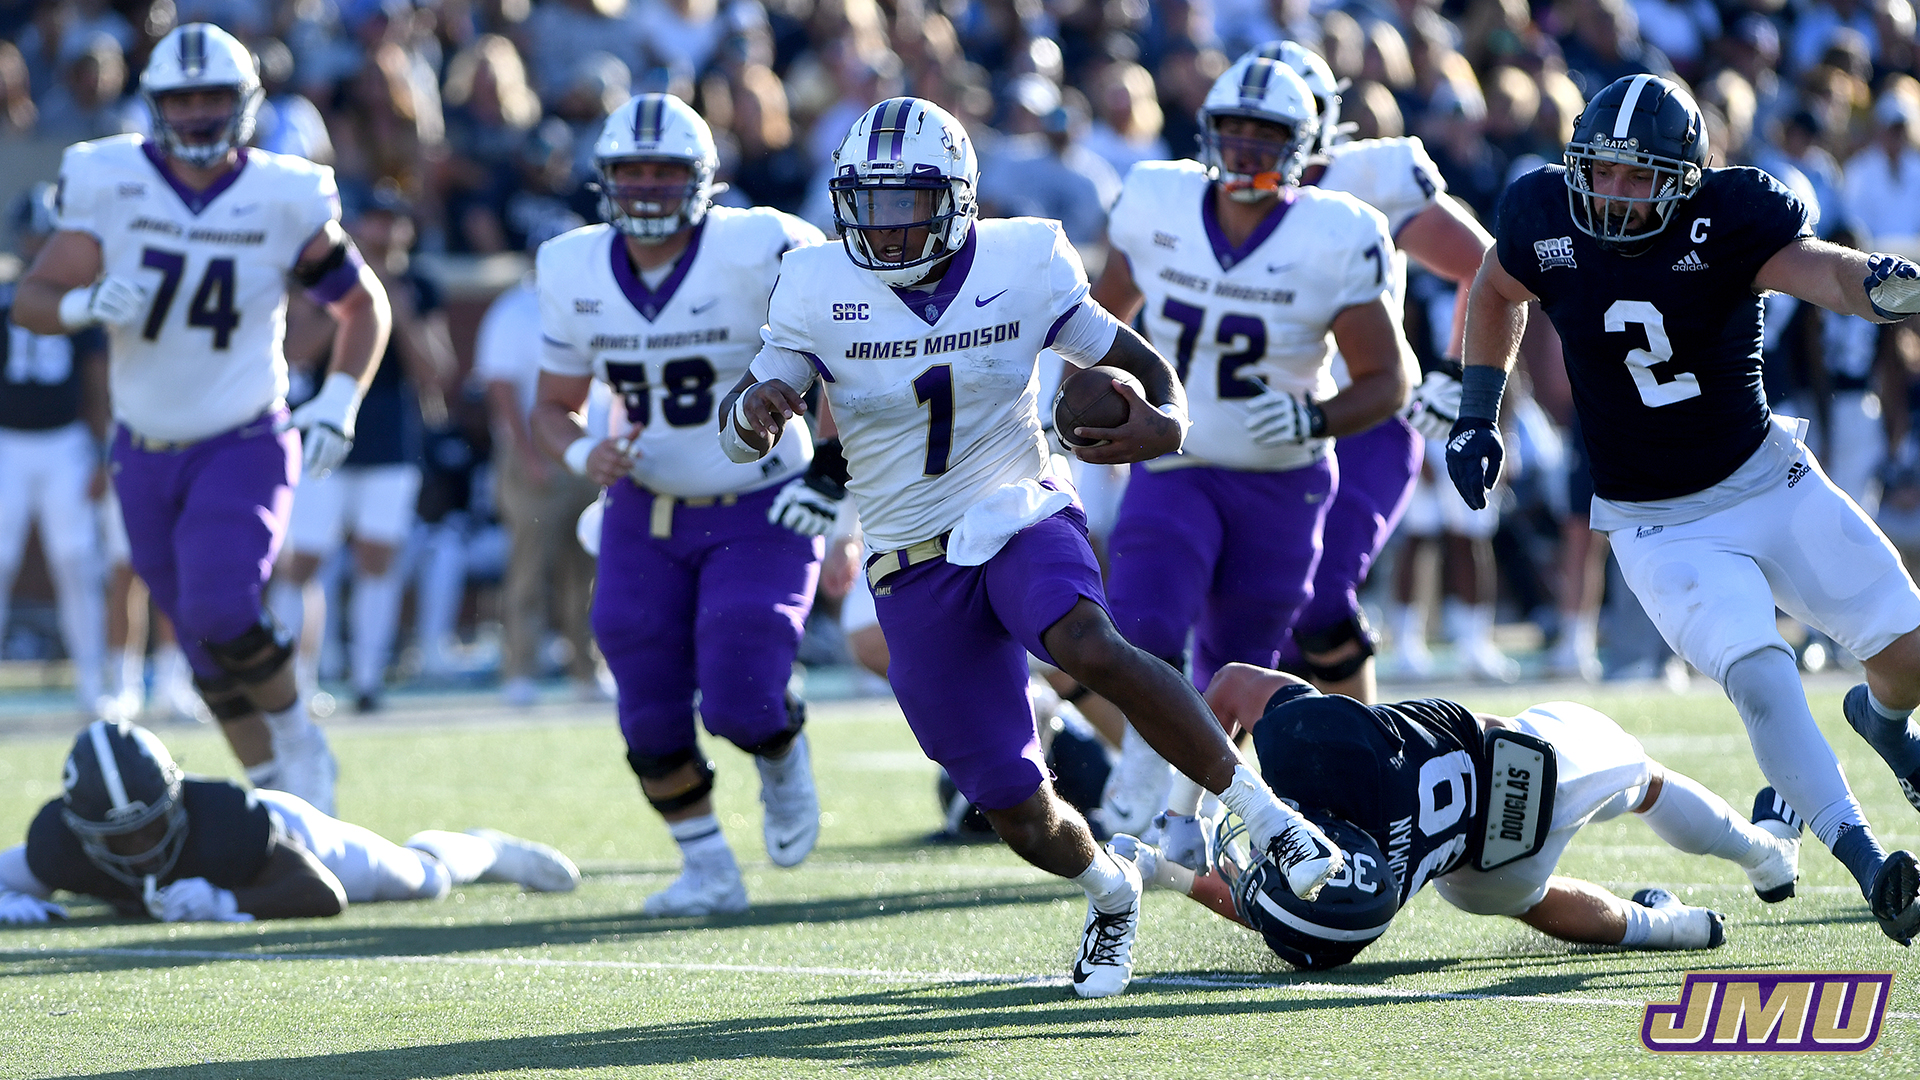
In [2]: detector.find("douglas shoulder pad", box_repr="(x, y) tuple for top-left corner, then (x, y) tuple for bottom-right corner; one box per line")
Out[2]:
(1473, 727), (1557, 871)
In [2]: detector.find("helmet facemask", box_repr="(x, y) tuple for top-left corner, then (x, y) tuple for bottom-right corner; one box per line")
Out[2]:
(596, 155), (711, 243)
(148, 85), (262, 168)
(63, 776), (189, 889)
(830, 172), (967, 287)
(1201, 111), (1317, 202)
(1563, 143), (1700, 251)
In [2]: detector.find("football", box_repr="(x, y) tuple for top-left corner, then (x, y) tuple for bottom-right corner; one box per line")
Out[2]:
(1052, 365), (1143, 447)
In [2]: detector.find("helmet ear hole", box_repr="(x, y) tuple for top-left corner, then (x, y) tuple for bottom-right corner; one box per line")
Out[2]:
(1217, 811), (1397, 970)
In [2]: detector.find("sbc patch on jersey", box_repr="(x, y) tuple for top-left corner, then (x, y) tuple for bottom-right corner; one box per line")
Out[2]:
(1533, 236), (1577, 271)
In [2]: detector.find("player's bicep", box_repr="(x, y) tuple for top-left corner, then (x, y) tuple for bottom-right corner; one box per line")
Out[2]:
(1475, 246), (1539, 305)
(536, 369), (594, 414)
(1089, 249), (1144, 323)
(22, 230), (105, 292)
(1394, 195), (1492, 284)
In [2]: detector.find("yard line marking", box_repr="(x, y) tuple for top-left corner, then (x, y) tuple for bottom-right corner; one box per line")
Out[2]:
(6, 947), (1909, 1018)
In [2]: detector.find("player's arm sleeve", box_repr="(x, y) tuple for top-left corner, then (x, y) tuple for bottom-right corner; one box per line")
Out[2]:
(51, 145), (105, 240)
(1048, 303), (1125, 368)
(535, 249), (592, 378)
(779, 212), (828, 253)
(749, 272), (820, 389)
(1492, 178), (1549, 298)
(0, 844), (53, 898)
(1103, 166), (1149, 260)
(286, 165), (345, 269)
(1389, 137), (1447, 235)
(1332, 206), (1396, 310)
(1737, 169), (1816, 275)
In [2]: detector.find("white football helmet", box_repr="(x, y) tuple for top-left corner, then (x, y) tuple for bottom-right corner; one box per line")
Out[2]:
(593, 93), (718, 243)
(829, 96), (978, 288)
(1200, 56), (1321, 201)
(140, 23), (263, 168)
(1245, 40), (1348, 151)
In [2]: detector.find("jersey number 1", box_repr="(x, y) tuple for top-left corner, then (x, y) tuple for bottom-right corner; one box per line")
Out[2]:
(140, 247), (240, 349)
(914, 364), (953, 476)
(1605, 300), (1700, 408)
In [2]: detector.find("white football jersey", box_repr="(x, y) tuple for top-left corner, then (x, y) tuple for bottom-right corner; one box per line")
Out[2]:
(1314, 137), (1446, 384)
(539, 206), (825, 497)
(752, 218), (1091, 551)
(1107, 159), (1394, 470)
(55, 135), (339, 443)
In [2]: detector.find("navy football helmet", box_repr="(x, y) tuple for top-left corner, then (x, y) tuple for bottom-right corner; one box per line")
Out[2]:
(1216, 809), (1397, 970)
(61, 721), (189, 888)
(1563, 74), (1707, 250)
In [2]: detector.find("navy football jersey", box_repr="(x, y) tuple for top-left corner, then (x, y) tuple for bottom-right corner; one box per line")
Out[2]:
(25, 779), (278, 915)
(1495, 165), (1811, 502)
(0, 282), (106, 432)
(1251, 689), (1487, 905)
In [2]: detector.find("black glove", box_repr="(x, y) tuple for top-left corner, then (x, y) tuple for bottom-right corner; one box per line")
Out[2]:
(1444, 417), (1503, 511)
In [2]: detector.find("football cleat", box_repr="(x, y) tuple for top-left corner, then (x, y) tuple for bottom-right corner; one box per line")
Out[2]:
(642, 860), (749, 917)
(1096, 728), (1172, 840)
(467, 828), (581, 893)
(1072, 856), (1143, 999)
(1269, 810), (1343, 901)
(1869, 850), (1920, 946)
(1746, 787), (1803, 903)
(271, 727), (338, 817)
(1841, 683), (1920, 814)
(756, 733), (820, 868)
(1631, 888), (1726, 949)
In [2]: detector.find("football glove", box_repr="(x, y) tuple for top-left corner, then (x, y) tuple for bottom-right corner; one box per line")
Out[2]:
(1866, 253), (1920, 320)
(146, 877), (253, 923)
(286, 371), (364, 479)
(0, 890), (67, 924)
(58, 275), (149, 331)
(1404, 370), (1463, 440)
(768, 477), (843, 536)
(1444, 417), (1504, 511)
(1150, 810), (1214, 873)
(1245, 389), (1322, 447)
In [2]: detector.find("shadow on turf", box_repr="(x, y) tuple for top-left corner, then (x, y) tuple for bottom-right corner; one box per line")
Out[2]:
(0, 881), (1087, 975)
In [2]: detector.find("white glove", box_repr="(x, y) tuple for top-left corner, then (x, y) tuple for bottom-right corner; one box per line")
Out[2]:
(287, 371), (365, 479)
(146, 877), (253, 923)
(1245, 389), (1318, 447)
(1866, 253), (1920, 319)
(768, 477), (842, 536)
(1150, 810), (1214, 872)
(58, 275), (149, 330)
(0, 890), (67, 924)
(1403, 369), (1462, 440)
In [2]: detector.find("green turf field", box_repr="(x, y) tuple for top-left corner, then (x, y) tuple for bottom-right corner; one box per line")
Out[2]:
(0, 681), (1913, 1078)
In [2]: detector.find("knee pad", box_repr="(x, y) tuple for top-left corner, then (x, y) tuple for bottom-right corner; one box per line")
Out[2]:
(626, 746), (716, 815)
(736, 691), (806, 759)
(202, 617), (293, 685)
(192, 672), (256, 721)
(1294, 613), (1377, 684)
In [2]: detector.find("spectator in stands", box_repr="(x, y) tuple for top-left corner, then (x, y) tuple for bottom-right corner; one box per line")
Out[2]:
(727, 63), (810, 213)
(551, 51), (631, 181)
(1720, 14), (1788, 138)
(1153, 41), (1224, 160)
(1788, 0), (1882, 75)
(521, 0), (643, 105)
(441, 33), (544, 251)
(1843, 84), (1920, 250)
(630, 0), (726, 81)
(34, 31), (127, 140)
(1083, 60), (1168, 176)
(472, 213), (600, 707)
(0, 41), (39, 135)
(251, 38), (334, 163)
(979, 74), (1118, 249)
(1558, 0), (1672, 96)
(329, 40), (443, 204)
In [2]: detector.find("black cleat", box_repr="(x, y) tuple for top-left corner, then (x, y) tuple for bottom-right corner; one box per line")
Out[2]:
(1869, 850), (1920, 946)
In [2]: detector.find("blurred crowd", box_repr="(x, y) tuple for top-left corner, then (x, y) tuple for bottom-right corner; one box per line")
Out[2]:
(3, 0), (1920, 706)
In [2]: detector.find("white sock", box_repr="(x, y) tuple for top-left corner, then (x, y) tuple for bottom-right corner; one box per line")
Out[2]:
(405, 829), (497, 884)
(1165, 774), (1204, 818)
(1618, 899), (1652, 946)
(1073, 849), (1135, 913)
(266, 578), (305, 652)
(113, 647), (144, 697)
(668, 814), (735, 868)
(265, 701), (318, 744)
(1390, 603), (1424, 652)
(245, 761), (278, 787)
(1636, 772), (1772, 867)
(1868, 687), (1915, 724)
(153, 644), (189, 691)
(1723, 648), (1869, 848)
(349, 566), (403, 695)
(1441, 597), (1472, 645)
(1218, 763), (1289, 853)
(50, 552), (106, 701)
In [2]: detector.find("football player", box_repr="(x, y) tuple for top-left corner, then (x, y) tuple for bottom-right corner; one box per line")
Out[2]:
(1112, 664), (1804, 966)
(12, 24), (393, 817)
(0, 720), (578, 924)
(531, 94), (829, 918)
(1449, 74), (1920, 943)
(723, 95), (1345, 999)
(1086, 56), (1415, 835)
(1254, 40), (1494, 701)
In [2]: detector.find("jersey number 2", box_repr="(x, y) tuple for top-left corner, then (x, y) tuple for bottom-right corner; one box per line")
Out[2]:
(140, 247), (240, 349)
(1605, 300), (1700, 408)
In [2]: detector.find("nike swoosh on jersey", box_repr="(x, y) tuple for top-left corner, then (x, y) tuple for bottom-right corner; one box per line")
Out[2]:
(689, 299), (719, 314)
(1267, 263), (1295, 274)
(230, 203), (261, 215)
(975, 289), (1009, 307)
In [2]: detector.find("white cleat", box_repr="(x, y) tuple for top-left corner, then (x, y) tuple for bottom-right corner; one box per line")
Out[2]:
(1072, 855), (1142, 999)
(1268, 809), (1344, 901)
(756, 733), (819, 868)
(467, 828), (580, 892)
(1746, 787), (1802, 903)
(272, 727), (338, 817)
(642, 860), (748, 917)
(1096, 727), (1172, 839)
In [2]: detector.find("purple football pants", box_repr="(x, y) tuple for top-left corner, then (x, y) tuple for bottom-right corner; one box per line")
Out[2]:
(593, 479), (820, 759)
(1106, 459), (1335, 690)
(111, 412), (298, 680)
(1277, 416), (1422, 665)
(875, 504), (1106, 810)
